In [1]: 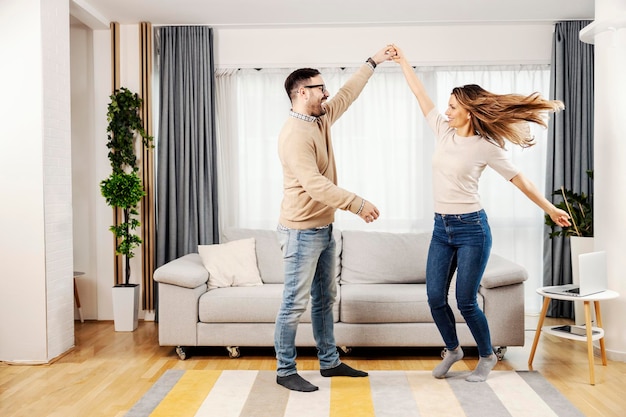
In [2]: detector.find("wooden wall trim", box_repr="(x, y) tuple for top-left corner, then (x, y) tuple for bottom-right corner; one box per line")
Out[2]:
(110, 21), (123, 285)
(140, 22), (155, 310)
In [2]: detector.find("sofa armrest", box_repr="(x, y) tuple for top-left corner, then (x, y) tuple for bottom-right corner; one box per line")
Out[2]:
(156, 282), (206, 347)
(154, 253), (208, 288)
(480, 254), (528, 289)
(479, 282), (525, 346)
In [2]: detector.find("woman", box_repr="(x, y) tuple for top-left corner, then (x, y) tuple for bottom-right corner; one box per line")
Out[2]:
(392, 45), (571, 382)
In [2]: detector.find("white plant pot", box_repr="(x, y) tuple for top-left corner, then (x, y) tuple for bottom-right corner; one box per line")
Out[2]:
(570, 236), (594, 325)
(112, 284), (139, 332)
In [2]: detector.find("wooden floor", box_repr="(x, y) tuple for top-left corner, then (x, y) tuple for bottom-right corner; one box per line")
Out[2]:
(1, 316), (625, 417)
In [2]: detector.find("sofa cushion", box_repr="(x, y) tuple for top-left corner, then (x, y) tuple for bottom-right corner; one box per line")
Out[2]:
(222, 228), (285, 284)
(340, 283), (474, 324)
(198, 284), (339, 323)
(222, 227), (342, 284)
(340, 230), (431, 284)
(198, 238), (263, 290)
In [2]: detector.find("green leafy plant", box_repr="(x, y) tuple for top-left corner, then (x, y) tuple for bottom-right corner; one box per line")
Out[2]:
(100, 87), (153, 285)
(545, 170), (593, 238)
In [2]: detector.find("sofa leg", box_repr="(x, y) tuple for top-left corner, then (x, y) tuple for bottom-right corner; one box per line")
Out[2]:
(175, 346), (187, 360)
(226, 346), (241, 358)
(494, 346), (507, 360)
(338, 346), (352, 355)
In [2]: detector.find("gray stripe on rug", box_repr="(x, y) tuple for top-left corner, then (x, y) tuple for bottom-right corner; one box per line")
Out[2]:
(516, 371), (585, 416)
(239, 370), (290, 417)
(447, 372), (513, 417)
(125, 369), (185, 417)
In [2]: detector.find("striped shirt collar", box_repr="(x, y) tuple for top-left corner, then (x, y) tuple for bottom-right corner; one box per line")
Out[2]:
(289, 110), (317, 123)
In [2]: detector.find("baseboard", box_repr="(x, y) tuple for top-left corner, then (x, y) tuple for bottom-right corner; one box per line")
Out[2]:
(594, 345), (626, 362)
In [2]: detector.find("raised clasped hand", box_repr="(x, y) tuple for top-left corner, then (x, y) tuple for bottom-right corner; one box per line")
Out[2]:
(372, 45), (398, 65)
(390, 44), (404, 62)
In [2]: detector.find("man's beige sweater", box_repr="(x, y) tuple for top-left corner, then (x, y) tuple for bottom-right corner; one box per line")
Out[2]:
(278, 64), (373, 229)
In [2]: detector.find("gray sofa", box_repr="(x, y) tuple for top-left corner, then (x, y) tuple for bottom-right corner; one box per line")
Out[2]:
(153, 228), (528, 360)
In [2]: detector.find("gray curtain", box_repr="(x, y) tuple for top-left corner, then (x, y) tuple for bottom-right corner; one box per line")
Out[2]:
(155, 26), (219, 269)
(544, 21), (594, 317)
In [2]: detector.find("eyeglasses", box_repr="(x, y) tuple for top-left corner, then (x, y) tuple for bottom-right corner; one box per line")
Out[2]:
(303, 84), (327, 93)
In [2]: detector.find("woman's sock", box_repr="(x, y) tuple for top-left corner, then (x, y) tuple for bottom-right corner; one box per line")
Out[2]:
(466, 354), (497, 382)
(432, 347), (464, 379)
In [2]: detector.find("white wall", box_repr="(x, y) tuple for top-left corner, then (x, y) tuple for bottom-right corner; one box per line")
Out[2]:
(41, 0), (74, 362)
(70, 22), (98, 320)
(0, 0), (48, 363)
(582, 0), (626, 362)
(214, 24), (554, 68)
(0, 0), (74, 363)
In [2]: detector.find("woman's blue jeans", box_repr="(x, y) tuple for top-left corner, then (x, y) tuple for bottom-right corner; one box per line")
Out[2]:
(275, 224), (340, 377)
(426, 210), (494, 357)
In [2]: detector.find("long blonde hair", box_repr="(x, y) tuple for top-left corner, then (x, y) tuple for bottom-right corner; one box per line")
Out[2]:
(452, 84), (564, 148)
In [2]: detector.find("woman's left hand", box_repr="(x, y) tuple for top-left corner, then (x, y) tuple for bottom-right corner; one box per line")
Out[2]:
(550, 208), (571, 227)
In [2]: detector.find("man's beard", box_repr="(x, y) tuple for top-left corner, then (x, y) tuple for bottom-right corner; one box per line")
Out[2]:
(311, 102), (326, 117)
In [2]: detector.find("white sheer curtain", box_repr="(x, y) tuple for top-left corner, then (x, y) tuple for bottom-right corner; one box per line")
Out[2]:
(215, 64), (550, 313)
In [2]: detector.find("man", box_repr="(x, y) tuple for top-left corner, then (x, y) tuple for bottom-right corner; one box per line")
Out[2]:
(275, 45), (396, 392)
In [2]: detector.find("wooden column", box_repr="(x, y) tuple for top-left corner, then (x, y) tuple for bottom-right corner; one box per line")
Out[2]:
(140, 22), (155, 310)
(110, 21), (123, 285)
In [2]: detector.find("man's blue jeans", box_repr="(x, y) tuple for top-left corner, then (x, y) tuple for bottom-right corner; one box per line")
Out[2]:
(426, 210), (494, 357)
(275, 224), (340, 377)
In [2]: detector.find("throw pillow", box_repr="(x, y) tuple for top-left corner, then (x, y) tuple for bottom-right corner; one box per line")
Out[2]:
(198, 238), (263, 289)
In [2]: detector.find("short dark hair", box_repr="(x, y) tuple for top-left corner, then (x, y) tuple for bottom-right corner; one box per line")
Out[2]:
(284, 68), (320, 101)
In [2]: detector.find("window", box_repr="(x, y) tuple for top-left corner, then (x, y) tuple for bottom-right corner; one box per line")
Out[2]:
(215, 64), (550, 312)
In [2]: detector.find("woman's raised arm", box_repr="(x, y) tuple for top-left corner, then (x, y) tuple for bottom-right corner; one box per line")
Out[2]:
(392, 44), (435, 117)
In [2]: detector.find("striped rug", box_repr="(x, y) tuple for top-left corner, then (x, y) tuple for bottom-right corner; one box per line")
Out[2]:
(126, 370), (583, 417)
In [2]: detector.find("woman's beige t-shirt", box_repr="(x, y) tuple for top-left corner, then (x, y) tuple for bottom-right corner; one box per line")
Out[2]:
(426, 108), (520, 215)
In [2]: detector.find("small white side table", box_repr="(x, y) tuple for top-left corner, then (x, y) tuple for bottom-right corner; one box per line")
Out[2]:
(74, 271), (85, 323)
(528, 287), (619, 385)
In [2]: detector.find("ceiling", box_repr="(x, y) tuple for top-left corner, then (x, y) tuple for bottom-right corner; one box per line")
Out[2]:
(73, 0), (595, 28)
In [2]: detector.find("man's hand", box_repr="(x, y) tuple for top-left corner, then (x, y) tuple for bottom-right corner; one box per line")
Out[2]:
(359, 200), (380, 224)
(371, 45), (397, 65)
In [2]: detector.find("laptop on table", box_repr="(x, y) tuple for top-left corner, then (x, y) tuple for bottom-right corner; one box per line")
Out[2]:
(543, 251), (608, 297)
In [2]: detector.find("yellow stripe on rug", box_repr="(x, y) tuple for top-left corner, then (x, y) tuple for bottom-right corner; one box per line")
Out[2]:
(330, 376), (375, 417)
(149, 370), (221, 417)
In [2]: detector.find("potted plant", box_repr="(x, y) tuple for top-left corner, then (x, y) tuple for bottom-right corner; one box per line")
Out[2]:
(100, 87), (153, 331)
(545, 170), (593, 324)
(545, 170), (593, 239)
